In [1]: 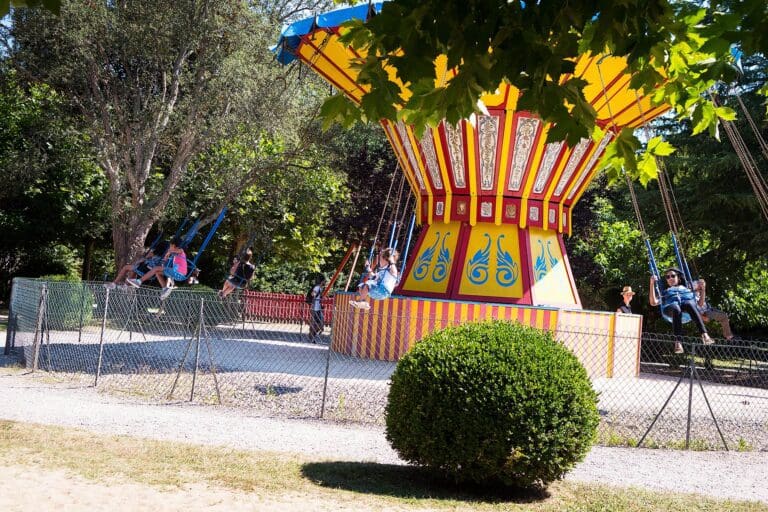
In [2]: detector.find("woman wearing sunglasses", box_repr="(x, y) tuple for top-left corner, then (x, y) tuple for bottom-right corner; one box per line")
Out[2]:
(649, 268), (714, 354)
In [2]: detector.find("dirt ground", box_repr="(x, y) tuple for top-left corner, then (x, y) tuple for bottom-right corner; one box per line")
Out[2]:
(0, 464), (416, 512)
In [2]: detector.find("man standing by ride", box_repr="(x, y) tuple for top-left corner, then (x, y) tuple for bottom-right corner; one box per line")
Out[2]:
(617, 286), (635, 313)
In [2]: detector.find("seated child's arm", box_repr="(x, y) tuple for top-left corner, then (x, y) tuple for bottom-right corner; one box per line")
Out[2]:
(387, 257), (398, 278)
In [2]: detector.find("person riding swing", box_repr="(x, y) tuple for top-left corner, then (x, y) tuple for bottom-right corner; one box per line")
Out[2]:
(349, 247), (399, 311)
(218, 247), (255, 299)
(650, 267), (714, 354)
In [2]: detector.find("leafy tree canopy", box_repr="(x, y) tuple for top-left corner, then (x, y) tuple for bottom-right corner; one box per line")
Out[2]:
(324, 0), (766, 183)
(1, 0), (59, 17)
(7, 0), (331, 268)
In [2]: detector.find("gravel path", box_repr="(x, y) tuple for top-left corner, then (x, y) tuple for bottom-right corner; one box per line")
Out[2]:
(1, 366), (766, 504)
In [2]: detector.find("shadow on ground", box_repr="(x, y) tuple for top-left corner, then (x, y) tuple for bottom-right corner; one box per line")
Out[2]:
(300, 461), (549, 504)
(0, 351), (23, 368)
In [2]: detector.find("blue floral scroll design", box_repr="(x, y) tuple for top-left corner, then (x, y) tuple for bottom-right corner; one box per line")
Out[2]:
(431, 232), (451, 283)
(413, 231), (440, 281)
(495, 235), (519, 287)
(466, 234), (491, 285)
(534, 240), (548, 282)
(545, 240), (559, 269)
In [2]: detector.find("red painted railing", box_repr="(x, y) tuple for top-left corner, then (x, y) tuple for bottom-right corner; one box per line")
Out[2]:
(242, 291), (334, 325)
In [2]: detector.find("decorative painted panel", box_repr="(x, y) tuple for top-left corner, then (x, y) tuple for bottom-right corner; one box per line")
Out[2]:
(458, 223), (524, 298)
(396, 121), (426, 191)
(400, 223), (461, 295)
(528, 227), (578, 305)
(566, 133), (613, 200)
(553, 138), (591, 196)
(420, 128), (444, 190)
(508, 117), (540, 191)
(533, 141), (564, 193)
(477, 115), (499, 191)
(444, 122), (467, 187)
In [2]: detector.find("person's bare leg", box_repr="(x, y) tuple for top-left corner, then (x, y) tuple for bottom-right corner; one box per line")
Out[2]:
(219, 281), (234, 298)
(113, 264), (133, 284)
(140, 267), (163, 285)
(705, 309), (734, 339)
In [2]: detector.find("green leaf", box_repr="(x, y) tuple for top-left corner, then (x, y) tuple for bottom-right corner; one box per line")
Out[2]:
(646, 136), (675, 157)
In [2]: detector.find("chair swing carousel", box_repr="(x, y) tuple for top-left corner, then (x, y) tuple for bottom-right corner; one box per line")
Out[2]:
(274, 3), (673, 374)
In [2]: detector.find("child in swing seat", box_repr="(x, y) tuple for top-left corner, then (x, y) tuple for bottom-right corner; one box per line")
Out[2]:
(127, 236), (187, 300)
(218, 248), (255, 299)
(350, 247), (399, 311)
(649, 267), (713, 354)
(105, 240), (170, 290)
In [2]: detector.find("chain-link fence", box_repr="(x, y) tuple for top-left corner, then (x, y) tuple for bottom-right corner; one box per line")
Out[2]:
(5, 277), (767, 450)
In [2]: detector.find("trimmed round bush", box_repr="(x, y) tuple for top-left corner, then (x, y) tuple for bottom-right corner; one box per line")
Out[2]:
(385, 320), (599, 489)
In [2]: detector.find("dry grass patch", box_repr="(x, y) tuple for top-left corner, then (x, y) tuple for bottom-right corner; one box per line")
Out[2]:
(0, 420), (765, 512)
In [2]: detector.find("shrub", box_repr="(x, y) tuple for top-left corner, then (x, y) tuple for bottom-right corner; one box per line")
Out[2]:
(385, 321), (599, 489)
(39, 275), (94, 330)
(159, 285), (241, 326)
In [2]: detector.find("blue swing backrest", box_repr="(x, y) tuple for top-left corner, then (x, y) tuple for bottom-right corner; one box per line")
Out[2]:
(163, 207), (227, 284)
(163, 252), (190, 282)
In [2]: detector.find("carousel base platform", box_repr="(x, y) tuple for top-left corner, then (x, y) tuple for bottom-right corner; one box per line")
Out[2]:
(331, 293), (642, 378)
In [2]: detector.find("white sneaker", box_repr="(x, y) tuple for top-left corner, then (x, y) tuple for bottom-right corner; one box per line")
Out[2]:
(126, 278), (142, 288)
(350, 300), (370, 311)
(702, 333), (714, 345)
(160, 286), (174, 300)
(103, 282), (116, 290)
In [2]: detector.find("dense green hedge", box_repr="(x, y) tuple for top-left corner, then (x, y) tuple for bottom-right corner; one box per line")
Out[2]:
(158, 285), (242, 326)
(39, 275), (94, 330)
(385, 321), (599, 489)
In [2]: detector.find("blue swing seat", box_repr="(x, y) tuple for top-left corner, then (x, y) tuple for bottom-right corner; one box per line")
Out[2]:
(163, 255), (193, 283)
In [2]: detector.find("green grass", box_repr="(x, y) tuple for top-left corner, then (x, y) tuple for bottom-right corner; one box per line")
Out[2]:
(0, 420), (765, 511)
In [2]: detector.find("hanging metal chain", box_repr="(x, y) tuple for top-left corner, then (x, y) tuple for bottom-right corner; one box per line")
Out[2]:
(712, 92), (768, 223)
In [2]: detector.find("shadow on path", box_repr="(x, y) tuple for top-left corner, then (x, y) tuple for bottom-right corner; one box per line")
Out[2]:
(300, 461), (548, 504)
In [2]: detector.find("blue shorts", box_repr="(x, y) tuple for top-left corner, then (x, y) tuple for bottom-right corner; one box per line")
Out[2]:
(368, 280), (392, 300)
(227, 276), (247, 289)
(165, 265), (186, 282)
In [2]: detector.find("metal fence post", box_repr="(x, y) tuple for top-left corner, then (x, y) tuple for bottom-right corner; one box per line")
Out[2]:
(198, 299), (222, 404)
(685, 342), (696, 449)
(94, 288), (111, 386)
(31, 284), (48, 372)
(319, 339), (332, 419)
(3, 282), (16, 355)
(189, 297), (205, 402)
(77, 281), (88, 343)
(319, 303), (338, 419)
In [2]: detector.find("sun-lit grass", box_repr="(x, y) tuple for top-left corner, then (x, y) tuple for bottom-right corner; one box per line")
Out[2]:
(0, 420), (765, 511)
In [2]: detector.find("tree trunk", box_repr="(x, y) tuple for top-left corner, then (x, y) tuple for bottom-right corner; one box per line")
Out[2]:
(112, 217), (153, 271)
(81, 238), (95, 281)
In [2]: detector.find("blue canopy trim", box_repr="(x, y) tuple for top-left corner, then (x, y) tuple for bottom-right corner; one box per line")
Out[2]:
(272, 2), (384, 65)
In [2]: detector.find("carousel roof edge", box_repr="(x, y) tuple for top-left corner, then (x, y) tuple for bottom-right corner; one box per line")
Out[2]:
(272, 1), (385, 65)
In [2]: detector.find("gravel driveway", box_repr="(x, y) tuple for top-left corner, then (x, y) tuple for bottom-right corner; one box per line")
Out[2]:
(0, 363), (766, 505)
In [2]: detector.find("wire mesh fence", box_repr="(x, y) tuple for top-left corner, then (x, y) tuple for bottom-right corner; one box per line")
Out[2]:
(5, 277), (767, 450)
